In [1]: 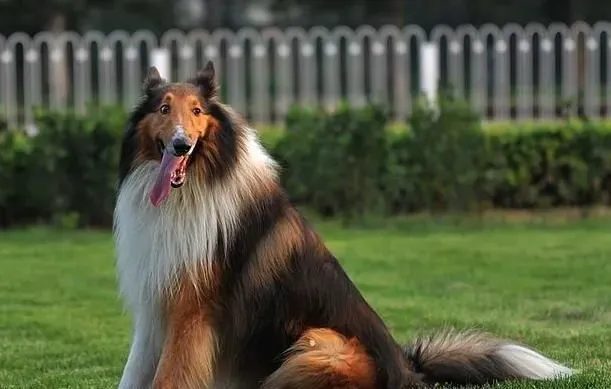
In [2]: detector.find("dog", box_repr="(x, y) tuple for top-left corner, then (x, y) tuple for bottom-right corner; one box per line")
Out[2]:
(113, 61), (574, 389)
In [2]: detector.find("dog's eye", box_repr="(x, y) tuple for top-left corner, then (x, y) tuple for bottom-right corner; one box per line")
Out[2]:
(156, 139), (165, 155)
(160, 104), (170, 115)
(192, 107), (202, 116)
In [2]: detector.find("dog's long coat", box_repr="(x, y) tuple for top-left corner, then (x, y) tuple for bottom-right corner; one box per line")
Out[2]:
(113, 62), (573, 389)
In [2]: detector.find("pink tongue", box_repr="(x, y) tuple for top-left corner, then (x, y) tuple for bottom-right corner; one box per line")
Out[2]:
(150, 149), (182, 207)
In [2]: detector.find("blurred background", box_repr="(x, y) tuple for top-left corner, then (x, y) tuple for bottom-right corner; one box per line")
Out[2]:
(2, 0), (611, 129)
(2, 0), (611, 227)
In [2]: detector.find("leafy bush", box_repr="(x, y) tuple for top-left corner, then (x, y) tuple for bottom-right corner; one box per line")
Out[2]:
(403, 94), (487, 213)
(0, 107), (126, 228)
(0, 120), (34, 227)
(28, 107), (126, 227)
(2, 98), (611, 229)
(274, 102), (611, 218)
(280, 103), (388, 224)
(483, 121), (611, 209)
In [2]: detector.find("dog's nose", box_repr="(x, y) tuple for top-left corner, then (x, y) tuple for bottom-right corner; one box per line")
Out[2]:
(172, 136), (193, 156)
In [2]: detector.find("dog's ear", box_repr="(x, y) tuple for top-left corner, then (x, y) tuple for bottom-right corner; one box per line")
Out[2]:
(143, 66), (164, 93)
(192, 60), (218, 100)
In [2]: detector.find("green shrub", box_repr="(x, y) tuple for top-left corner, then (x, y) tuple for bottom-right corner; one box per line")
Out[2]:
(3, 97), (611, 229)
(280, 103), (388, 224)
(403, 94), (487, 213)
(378, 96), (487, 215)
(0, 107), (126, 228)
(28, 106), (126, 227)
(484, 121), (611, 208)
(0, 121), (34, 227)
(380, 129), (420, 214)
(274, 101), (611, 217)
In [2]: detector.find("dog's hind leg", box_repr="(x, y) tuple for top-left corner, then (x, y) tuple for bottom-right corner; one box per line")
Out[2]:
(260, 328), (377, 389)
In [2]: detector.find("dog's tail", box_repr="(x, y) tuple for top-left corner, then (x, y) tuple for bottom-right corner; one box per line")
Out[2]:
(402, 329), (574, 387)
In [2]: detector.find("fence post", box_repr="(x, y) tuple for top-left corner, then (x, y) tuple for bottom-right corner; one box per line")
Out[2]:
(151, 47), (171, 81)
(420, 41), (439, 107)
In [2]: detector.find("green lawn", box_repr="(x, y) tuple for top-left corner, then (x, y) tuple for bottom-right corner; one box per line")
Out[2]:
(1, 219), (611, 388)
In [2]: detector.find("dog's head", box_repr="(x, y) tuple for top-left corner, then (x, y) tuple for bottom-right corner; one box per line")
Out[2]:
(119, 61), (245, 207)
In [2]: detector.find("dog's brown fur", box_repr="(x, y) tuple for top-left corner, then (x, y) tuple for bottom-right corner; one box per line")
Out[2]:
(260, 328), (377, 389)
(115, 61), (573, 389)
(154, 274), (218, 389)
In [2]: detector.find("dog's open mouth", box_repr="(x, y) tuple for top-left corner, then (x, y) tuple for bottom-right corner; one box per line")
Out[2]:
(150, 143), (191, 207)
(170, 160), (187, 188)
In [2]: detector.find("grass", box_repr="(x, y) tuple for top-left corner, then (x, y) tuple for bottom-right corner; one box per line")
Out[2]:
(1, 218), (611, 388)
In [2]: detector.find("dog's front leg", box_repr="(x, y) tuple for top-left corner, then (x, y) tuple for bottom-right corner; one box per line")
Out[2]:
(118, 312), (164, 389)
(152, 281), (218, 389)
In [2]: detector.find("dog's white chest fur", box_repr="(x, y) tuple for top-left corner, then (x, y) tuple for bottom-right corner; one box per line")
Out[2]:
(113, 130), (276, 310)
(113, 162), (238, 309)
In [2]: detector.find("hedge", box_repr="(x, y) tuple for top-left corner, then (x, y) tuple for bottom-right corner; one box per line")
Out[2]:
(0, 107), (127, 228)
(2, 97), (611, 228)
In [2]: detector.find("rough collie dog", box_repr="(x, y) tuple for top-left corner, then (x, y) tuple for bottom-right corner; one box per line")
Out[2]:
(113, 61), (573, 389)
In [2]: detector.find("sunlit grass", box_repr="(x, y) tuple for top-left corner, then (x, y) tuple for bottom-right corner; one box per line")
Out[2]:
(1, 219), (610, 388)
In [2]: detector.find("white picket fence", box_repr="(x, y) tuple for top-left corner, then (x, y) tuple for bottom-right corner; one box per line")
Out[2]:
(1, 21), (611, 129)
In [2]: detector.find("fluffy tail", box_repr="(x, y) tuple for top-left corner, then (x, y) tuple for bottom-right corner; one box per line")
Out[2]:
(402, 329), (574, 387)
